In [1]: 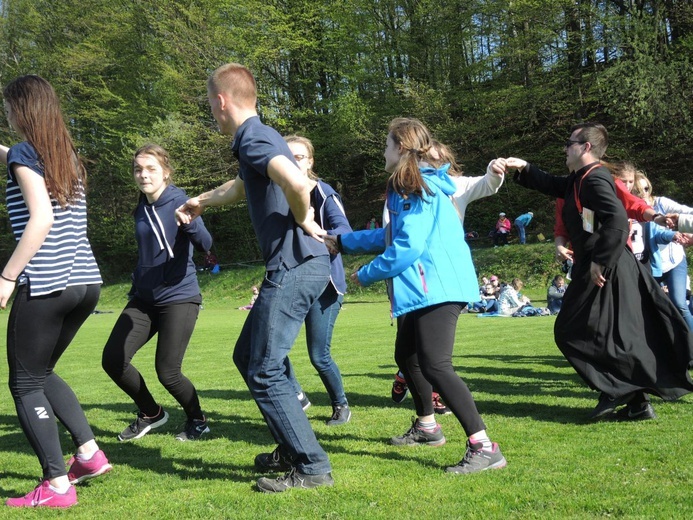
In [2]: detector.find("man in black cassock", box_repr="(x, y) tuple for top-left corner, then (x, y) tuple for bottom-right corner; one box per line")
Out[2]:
(503, 123), (693, 421)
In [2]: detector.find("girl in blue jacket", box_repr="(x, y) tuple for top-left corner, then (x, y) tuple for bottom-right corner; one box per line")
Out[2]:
(102, 144), (213, 443)
(329, 118), (506, 475)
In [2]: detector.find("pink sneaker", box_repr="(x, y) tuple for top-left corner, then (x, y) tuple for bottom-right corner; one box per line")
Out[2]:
(6, 480), (77, 508)
(67, 450), (113, 484)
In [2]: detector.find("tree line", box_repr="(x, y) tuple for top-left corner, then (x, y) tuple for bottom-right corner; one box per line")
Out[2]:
(1, 0), (691, 280)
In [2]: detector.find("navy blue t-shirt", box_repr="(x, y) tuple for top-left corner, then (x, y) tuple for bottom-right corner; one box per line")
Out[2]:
(232, 116), (328, 270)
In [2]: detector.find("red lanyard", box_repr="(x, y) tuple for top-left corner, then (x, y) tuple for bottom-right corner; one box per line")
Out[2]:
(573, 163), (602, 214)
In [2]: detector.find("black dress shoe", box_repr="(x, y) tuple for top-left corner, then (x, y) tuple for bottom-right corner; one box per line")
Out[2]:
(588, 392), (632, 421)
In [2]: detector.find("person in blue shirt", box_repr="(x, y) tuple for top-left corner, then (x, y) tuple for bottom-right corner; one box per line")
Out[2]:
(176, 63), (333, 493)
(325, 118), (506, 475)
(102, 144), (213, 444)
(514, 211), (534, 244)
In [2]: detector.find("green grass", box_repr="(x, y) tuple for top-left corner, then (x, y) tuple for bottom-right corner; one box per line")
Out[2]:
(1, 257), (692, 518)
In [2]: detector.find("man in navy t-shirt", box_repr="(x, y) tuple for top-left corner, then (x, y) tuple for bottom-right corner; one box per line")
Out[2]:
(176, 63), (332, 493)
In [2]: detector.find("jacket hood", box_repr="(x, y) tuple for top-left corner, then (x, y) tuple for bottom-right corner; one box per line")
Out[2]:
(147, 184), (184, 208)
(420, 163), (457, 197)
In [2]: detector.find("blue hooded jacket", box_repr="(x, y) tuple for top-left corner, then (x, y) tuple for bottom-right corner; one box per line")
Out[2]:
(340, 164), (480, 316)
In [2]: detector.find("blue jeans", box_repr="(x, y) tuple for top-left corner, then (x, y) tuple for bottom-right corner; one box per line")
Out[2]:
(515, 223), (526, 244)
(657, 258), (693, 331)
(232, 256), (331, 475)
(287, 285), (347, 406)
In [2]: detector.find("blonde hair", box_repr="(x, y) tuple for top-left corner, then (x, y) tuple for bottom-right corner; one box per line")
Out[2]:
(387, 117), (433, 198)
(633, 171), (652, 200)
(207, 63), (257, 108)
(284, 135), (317, 180)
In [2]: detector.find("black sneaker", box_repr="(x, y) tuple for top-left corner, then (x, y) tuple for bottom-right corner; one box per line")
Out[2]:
(432, 393), (452, 415)
(445, 441), (507, 474)
(326, 404), (351, 426)
(254, 445), (293, 472)
(588, 392), (631, 421)
(256, 468), (334, 493)
(391, 373), (409, 403)
(298, 392), (312, 411)
(175, 417), (210, 441)
(391, 417), (446, 446)
(118, 407), (168, 441)
(615, 402), (657, 421)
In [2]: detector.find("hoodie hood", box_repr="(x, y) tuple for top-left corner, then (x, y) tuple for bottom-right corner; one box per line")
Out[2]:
(419, 163), (457, 197)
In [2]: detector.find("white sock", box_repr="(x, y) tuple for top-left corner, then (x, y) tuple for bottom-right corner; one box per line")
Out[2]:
(49, 483), (71, 494)
(77, 450), (96, 461)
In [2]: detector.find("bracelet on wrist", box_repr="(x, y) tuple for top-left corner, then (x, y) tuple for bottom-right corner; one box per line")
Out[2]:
(0, 273), (17, 283)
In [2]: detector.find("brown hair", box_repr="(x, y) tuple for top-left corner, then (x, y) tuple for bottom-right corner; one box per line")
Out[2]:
(207, 63), (257, 108)
(3, 75), (86, 207)
(284, 135), (317, 180)
(133, 143), (174, 182)
(387, 117), (433, 198)
(427, 139), (463, 176)
(570, 122), (608, 159)
(511, 278), (524, 291)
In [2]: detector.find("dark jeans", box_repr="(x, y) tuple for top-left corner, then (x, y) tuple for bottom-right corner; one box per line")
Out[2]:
(394, 302), (486, 437)
(7, 284), (100, 479)
(102, 298), (203, 419)
(233, 256), (332, 475)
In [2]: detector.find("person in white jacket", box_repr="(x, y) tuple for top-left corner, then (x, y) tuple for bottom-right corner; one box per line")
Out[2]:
(636, 175), (693, 330)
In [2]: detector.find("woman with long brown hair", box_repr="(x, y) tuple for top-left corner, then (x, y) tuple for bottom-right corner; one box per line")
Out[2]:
(2, 75), (110, 509)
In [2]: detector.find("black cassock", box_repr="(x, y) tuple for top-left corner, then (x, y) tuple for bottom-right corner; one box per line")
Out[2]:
(515, 162), (693, 400)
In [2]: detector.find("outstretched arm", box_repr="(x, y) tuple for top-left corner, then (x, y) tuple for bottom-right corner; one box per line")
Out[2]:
(175, 176), (245, 225)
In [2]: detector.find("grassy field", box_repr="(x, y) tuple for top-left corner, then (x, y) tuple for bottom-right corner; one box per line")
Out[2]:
(0, 263), (692, 519)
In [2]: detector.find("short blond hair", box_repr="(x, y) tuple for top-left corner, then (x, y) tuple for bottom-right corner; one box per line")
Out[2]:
(207, 63), (257, 108)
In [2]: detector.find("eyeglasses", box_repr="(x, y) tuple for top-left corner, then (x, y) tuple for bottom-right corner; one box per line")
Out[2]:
(293, 154), (309, 162)
(565, 139), (585, 148)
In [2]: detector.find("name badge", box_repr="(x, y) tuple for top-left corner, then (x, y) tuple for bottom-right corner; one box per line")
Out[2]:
(582, 207), (595, 233)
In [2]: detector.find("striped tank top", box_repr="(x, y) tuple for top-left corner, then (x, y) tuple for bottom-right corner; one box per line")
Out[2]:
(6, 142), (102, 296)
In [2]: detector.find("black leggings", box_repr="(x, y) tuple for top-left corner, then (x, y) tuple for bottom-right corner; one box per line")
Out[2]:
(395, 302), (486, 437)
(7, 284), (100, 479)
(102, 298), (203, 420)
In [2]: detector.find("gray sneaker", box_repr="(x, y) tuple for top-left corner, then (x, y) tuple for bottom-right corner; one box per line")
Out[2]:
(391, 417), (445, 446)
(256, 468), (334, 493)
(175, 417), (210, 441)
(254, 445), (293, 472)
(326, 404), (351, 426)
(446, 441), (507, 474)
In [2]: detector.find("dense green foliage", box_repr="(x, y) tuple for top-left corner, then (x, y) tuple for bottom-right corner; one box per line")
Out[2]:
(1, 1), (692, 279)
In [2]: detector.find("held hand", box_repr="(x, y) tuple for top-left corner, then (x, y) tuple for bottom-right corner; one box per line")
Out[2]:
(677, 233), (693, 247)
(590, 262), (606, 288)
(175, 197), (204, 226)
(323, 235), (339, 255)
(505, 157), (528, 172)
(665, 213), (679, 229)
(653, 213), (675, 229)
(350, 271), (362, 287)
(489, 158), (507, 176)
(297, 207), (325, 242)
